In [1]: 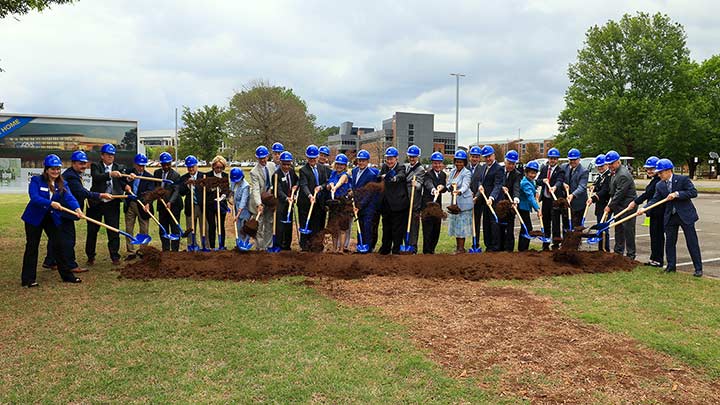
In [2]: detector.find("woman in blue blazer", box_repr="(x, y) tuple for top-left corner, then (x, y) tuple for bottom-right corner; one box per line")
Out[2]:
(446, 150), (474, 253)
(21, 155), (83, 287)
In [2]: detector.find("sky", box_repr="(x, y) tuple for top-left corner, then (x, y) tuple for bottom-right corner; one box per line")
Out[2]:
(1, 0), (719, 146)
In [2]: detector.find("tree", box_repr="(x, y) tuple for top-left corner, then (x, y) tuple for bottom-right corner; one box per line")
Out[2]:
(226, 80), (317, 159)
(0, 0), (76, 19)
(557, 12), (694, 160)
(177, 105), (227, 162)
(522, 143), (541, 163)
(314, 125), (339, 146)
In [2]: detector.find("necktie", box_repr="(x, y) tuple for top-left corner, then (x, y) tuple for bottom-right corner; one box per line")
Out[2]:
(162, 171), (168, 189)
(286, 172), (291, 189)
(264, 166), (270, 191)
(192, 174), (198, 205)
(312, 166), (319, 186)
(105, 165), (113, 194)
(132, 177), (140, 195)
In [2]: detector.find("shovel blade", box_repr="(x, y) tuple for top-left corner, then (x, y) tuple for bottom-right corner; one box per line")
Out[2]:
(299, 228), (312, 235)
(132, 233), (152, 245)
(356, 244), (370, 253)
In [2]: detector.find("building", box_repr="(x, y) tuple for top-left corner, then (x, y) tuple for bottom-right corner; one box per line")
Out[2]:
(327, 112), (456, 164)
(138, 129), (176, 154)
(470, 137), (554, 162)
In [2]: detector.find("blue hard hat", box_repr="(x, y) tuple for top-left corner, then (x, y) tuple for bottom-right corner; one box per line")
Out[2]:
(184, 155), (198, 167)
(469, 145), (482, 156)
(230, 168), (244, 183)
(505, 150), (519, 163)
(134, 153), (149, 165)
(454, 150), (468, 160)
(655, 158), (674, 172)
(481, 145), (495, 157)
(100, 144), (116, 155)
(594, 154), (606, 166)
(644, 156), (659, 169)
(44, 154), (62, 168)
(305, 144), (319, 158)
(255, 146), (270, 159)
(525, 160), (540, 172)
(271, 142), (285, 153)
(356, 149), (370, 160)
(384, 147), (399, 157)
(430, 151), (444, 161)
(605, 150), (620, 164)
(568, 148), (581, 160)
(159, 152), (173, 164)
(335, 153), (349, 165)
(406, 145), (421, 157)
(319, 145), (330, 155)
(279, 151), (293, 162)
(70, 150), (88, 162)
(547, 148), (560, 158)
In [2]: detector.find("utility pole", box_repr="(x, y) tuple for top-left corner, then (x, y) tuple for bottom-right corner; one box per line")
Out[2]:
(476, 122), (481, 146)
(174, 107), (179, 169)
(450, 73), (465, 152)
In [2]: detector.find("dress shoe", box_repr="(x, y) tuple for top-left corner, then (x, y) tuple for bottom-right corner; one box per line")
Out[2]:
(693, 270), (703, 277)
(63, 277), (82, 283)
(125, 254), (137, 261)
(644, 261), (662, 268)
(86, 258), (95, 266)
(71, 267), (88, 273)
(42, 263), (58, 270)
(22, 281), (40, 288)
(664, 267), (677, 273)
(112, 259), (121, 266)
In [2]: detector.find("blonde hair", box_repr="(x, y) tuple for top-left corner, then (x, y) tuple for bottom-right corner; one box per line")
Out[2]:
(211, 155), (227, 168)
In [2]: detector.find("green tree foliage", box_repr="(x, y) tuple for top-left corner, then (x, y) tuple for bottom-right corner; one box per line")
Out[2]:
(314, 125), (339, 145)
(226, 80), (317, 159)
(177, 105), (227, 162)
(0, 0), (76, 19)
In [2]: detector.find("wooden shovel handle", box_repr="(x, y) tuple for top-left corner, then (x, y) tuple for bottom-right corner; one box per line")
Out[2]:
(406, 175), (416, 233)
(610, 198), (670, 229)
(121, 174), (165, 183)
(58, 205), (121, 233)
(479, 189), (498, 218)
(503, 189), (525, 226)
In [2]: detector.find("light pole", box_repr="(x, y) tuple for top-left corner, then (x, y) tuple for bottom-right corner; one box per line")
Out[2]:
(476, 122), (481, 146)
(450, 73), (465, 151)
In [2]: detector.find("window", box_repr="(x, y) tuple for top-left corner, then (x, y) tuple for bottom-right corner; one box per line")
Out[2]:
(408, 124), (414, 130)
(408, 130), (414, 136)
(408, 136), (414, 143)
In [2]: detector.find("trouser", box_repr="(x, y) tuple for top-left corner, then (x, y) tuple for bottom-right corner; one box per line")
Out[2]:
(518, 209), (533, 252)
(276, 207), (293, 250)
(408, 209), (421, 251)
(206, 208), (227, 249)
(124, 202), (150, 254)
(473, 203), (483, 246)
(562, 209), (584, 232)
(422, 216), (442, 254)
(497, 211), (515, 252)
(613, 213), (636, 259)
(158, 204), (181, 251)
(185, 203), (205, 248)
(379, 208), (408, 254)
(665, 213), (702, 272)
(483, 204), (500, 251)
(43, 219), (78, 269)
(86, 200), (121, 261)
(595, 213), (610, 252)
(298, 204), (327, 252)
(649, 214), (665, 264)
(541, 197), (561, 250)
(357, 211), (380, 252)
(22, 214), (76, 285)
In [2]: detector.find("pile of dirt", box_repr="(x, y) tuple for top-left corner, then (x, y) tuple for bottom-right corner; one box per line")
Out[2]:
(528, 230), (544, 237)
(421, 202), (446, 220)
(241, 217), (259, 237)
(553, 197), (569, 210)
(326, 196), (353, 232)
(260, 191), (278, 210)
(198, 177), (230, 195)
(447, 204), (461, 214)
(120, 247), (638, 282)
(495, 200), (513, 219)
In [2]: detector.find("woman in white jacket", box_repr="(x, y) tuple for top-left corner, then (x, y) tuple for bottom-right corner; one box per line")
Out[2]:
(446, 150), (474, 253)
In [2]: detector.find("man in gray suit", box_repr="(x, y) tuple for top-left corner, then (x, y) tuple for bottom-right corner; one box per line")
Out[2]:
(249, 145), (277, 251)
(604, 150), (637, 259)
(563, 148), (589, 230)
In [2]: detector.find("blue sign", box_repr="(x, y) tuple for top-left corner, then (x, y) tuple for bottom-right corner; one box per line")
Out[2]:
(0, 116), (34, 139)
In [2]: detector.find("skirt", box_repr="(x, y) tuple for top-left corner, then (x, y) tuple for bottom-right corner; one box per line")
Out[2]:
(448, 208), (473, 238)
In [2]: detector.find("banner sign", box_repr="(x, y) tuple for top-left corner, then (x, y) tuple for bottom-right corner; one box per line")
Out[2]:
(0, 116), (34, 139)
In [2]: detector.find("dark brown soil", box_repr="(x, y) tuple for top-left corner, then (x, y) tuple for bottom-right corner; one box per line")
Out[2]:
(242, 218), (259, 237)
(528, 230), (544, 237)
(198, 177), (230, 195)
(326, 196), (353, 232)
(447, 204), (461, 214)
(121, 248), (638, 282)
(421, 202), (447, 220)
(141, 187), (169, 202)
(553, 197), (569, 210)
(260, 191), (278, 210)
(495, 200), (513, 219)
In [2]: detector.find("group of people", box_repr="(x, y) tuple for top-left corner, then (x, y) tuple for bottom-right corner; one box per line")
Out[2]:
(20, 140), (704, 287)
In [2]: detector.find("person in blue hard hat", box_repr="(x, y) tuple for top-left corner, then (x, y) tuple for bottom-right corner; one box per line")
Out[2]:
(587, 154), (611, 252)
(628, 157), (665, 267)
(178, 155), (206, 248)
(230, 168), (251, 243)
(205, 155), (230, 249)
(271, 142), (285, 166)
(537, 147), (565, 250)
(470, 145), (504, 251)
(326, 153), (352, 252)
(421, 151), (447, 254)
(468, 145), (483, 175)
(249, 146), (276, 251)
(42, 150), (111, 274)
(562, 148), (589, 231)
(447, 150), (473, 253)
(404, 145), (425, 252)
(640, 159), (702, 277)
(298, 145), (328, 251)
(604, 150), (637, 259)
(86, 143), (127, 266)
(272, 151), (298, 250)
(517, 160), (542, 251)
(497, 150), (522, 251)
(379, 146), (409, 254)
(318, 145), (331, 167)
(121, 153), (154, 260)
(21, 154), (83, 287)
(153, 152), (183, 252)
(350, 149), (382, 252)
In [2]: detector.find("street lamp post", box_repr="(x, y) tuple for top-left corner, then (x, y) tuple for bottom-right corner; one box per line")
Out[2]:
(450, 73), (465, 151)
(476, 122), (481, 146)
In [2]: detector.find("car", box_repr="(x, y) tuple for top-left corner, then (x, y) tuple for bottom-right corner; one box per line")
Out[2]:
(229, 160), (241, 167)
(198, 160), (208, 167)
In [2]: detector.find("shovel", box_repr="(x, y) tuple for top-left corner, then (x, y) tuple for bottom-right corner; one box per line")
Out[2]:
(534, 212), (552, 244)
(590, 198), (635, 230)
(129, 190), (178, 241)
(230, 199), (252, 251)
(594, 197), (670, 236)
(59, 206), (151, 245)
(587, 204), (611, 245)
(121, 173), (174, 185)
(468, 203), (482, 253)
(159, 198), (183, 239)
(300, 189), (320, 235)
(187, 184), (200, 252)
(268, 174), (282, 253)
(200, 181), (211, 252)
(351, 196), (369, 253)
(478, 188), (499, 223)
(563, 184), (573, 231)
(214, 187), (226, 251)
(399, 175), (417, 253)
(505, 189), (532, 240)
(281, 186), (298, 224)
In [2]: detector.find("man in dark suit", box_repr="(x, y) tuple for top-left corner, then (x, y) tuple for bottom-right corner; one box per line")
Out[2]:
(471, 145), (504, 251)
(563, 148), (589, 230)
(498, 150), (522, 252)
(640, 159), (702, 277)
(273, 151), (299, 250)
(421, 152), (447, 254)
(154, 152), (183, 251)
(350, 149), (381, 251)
(379, 146), (409, 254)
(178, 155), (205, 249)
(537, 148), (565, 250)
(298, 145), (328, 251)
(604, 150), (637, 259)
(86, 143), (126, 265)
(123, 153), (155, 259)
(629, 157), (665, 267)
(589, 154), (611, 251)
(404, 145), (425, 252)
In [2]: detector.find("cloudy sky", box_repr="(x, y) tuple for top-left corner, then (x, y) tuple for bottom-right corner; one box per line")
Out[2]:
(1, 0), (718, 146)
